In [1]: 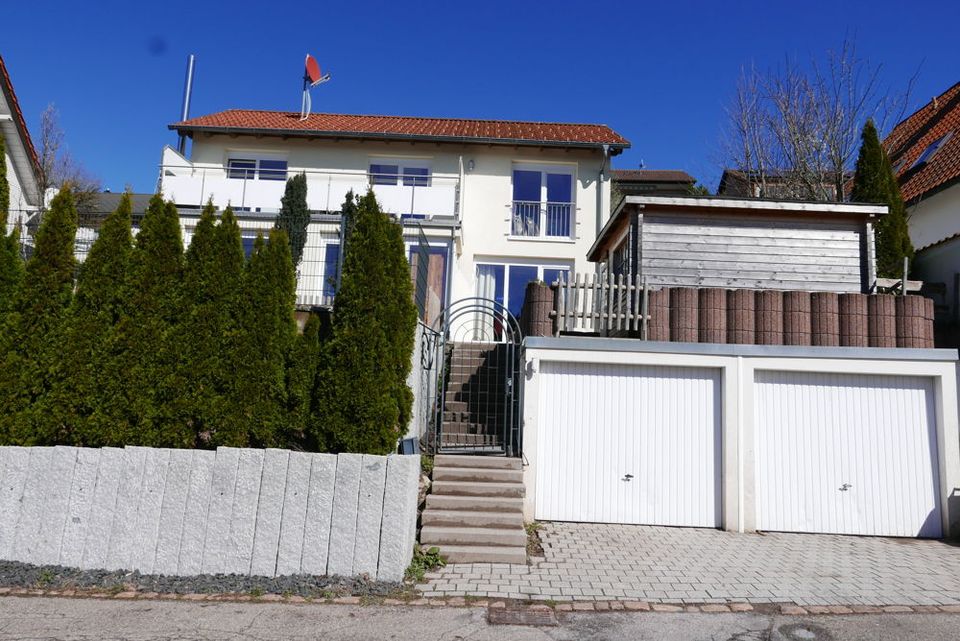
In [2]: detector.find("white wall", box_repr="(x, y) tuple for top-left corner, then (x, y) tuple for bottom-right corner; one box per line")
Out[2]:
(0, 446), (420, 581)
(161, 136), (610, 308)
(908, 185), (960, 251)
(521, 338), (960, 538)
(3, 149), (38, 233)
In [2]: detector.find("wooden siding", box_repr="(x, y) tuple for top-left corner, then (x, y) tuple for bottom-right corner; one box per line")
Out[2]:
(638, 213), (866, 293)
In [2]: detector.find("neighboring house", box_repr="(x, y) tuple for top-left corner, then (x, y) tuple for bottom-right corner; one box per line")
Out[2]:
(884, 81), (960, 336)
(161, 110), (629, 323)
(717, 168), (848, 201)
(610, 169), (696, 212)
(588, 195), (885, 293)
(0, 55), (41, 232)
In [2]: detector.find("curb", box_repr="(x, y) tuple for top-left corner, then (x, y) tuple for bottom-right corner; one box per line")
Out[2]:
(0, 588), (958, 615)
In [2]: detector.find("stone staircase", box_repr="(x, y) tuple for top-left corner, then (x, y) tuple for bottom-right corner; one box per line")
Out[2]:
(436, 343), (509, 451)
(421, 454), (527, 564)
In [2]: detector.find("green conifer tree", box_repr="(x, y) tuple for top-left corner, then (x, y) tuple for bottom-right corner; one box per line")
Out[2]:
(220, 229), (297, 447)
(0, 133), (23, 314)
(315, 190), (417, 454)
(275, 173), (310, 268)
(0, 187), (78, 444)
(38, 192), (134, 444)
(120, 195), (189, 446)
(851, 119), (915, 279)
(176, 202), (245, 445)
(0, 135), (9, 229)
(286, 313), (321, 449)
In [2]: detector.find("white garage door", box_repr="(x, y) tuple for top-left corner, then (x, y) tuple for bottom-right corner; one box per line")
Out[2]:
(755, 371), (942, 538)
(535, 362), (721, 527)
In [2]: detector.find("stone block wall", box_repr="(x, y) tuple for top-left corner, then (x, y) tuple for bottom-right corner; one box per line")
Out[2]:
(528, 282), (936, 348)
(0, 446), (419, 581)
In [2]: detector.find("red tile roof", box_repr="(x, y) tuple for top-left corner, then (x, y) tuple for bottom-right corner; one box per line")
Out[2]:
(612, 169), (695, 183)
(884, 81), (960, 204)
(0, 55), (40, 176)
(171, 109), (630, 149)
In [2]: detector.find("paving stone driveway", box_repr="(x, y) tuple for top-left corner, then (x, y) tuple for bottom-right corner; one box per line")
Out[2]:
(422, 522), (960, 607)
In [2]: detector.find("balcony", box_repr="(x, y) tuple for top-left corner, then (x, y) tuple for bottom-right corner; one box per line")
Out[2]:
(160, 158), (460, 219)
(511, 201), (573, 239)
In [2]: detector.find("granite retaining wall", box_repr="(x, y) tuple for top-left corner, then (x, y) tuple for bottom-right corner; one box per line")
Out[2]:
(0, 446), (419, 581)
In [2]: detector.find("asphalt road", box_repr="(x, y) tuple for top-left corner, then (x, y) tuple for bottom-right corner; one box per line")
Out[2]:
(0, 597), (957, 640)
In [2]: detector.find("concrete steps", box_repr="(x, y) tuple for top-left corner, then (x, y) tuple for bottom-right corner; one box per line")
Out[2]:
(421, 455), (527, 565)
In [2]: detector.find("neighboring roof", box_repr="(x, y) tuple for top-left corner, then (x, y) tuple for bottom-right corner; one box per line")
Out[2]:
(170, 109), (630, 151)
(611, 169), (696, 183)
(0, 55), (41, 204)
(717, 168), (852, 197)
(90, 192), (154, 217)
(885, 81), (960, 204)
(587, 195), (887, 261)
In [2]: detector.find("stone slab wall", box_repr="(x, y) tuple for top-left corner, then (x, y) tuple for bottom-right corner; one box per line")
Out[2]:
(0, 446), (419, 582)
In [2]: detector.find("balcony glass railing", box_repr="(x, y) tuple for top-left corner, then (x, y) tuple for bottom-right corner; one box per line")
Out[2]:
(511, 201), (573, 238)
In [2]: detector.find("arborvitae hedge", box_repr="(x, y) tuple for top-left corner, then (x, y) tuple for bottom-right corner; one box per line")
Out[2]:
(315, 190), (417, 454)
(851, 119), (915, 279)
(39, 192), (135, 445)
(287, 313), (321, 449)
(0, 188), (78, 444)
(276, 173), (310, 267)
(0, 135), (8, 229)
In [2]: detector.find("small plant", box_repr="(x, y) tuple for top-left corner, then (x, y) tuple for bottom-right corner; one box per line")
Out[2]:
(525, 521), (544, 557)
(35, 569), (56, 588)
(249, 586), (264, 598)
(321, 589), (336, 600)
(420, 455), (434, 477)
(405, 545), (445, 583)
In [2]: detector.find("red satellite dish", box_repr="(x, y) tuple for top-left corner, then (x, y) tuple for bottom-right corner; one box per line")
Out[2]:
(305, 54), (323, 86)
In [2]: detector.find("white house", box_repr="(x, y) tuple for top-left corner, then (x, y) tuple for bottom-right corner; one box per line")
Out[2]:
(161, 109), (629, 324)
(0, 55), (41, 231)
(884, 81), (960, 344)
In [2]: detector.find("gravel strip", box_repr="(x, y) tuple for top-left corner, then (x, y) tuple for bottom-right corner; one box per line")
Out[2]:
(0, 561), (405, 598)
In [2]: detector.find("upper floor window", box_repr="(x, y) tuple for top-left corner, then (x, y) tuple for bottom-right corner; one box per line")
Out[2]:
(911, 132), (953, 170)
(369, 160), (431, 187)
(227, 157), (288, 181)
(511, 165), (574, 238)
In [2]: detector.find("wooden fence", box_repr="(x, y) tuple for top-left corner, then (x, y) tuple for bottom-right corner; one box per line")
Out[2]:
(553, 273), (650, 336)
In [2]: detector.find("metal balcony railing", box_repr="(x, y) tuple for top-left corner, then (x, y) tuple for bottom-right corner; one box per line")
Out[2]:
(511, 201), (573, 238)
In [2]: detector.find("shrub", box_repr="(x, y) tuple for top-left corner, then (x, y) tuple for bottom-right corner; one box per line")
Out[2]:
(276, 173), (310, 268)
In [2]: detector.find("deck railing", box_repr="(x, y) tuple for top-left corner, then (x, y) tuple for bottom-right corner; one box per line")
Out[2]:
(511, 201), (573, 238)
(554, 272), (649, 336)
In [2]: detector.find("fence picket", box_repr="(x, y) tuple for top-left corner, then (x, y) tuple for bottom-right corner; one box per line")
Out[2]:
(573, 273), (582, 331)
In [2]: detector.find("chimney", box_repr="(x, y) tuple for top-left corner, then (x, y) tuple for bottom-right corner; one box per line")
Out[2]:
(177, 54), (196, 155)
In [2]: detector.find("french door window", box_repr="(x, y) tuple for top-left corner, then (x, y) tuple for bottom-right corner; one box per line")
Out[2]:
(476, 262), (571, 319)
(511, 166), (574, 238)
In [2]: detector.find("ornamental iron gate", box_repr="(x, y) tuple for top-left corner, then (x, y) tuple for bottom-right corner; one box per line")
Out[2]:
(421, 298), (523, 457)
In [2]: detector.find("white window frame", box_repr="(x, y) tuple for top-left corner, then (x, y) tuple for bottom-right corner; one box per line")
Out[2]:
(510, 162), (577, 240)
(475, 258), (573, 308)
(225, 153), (289, 181)
(368, 157), (433, 187)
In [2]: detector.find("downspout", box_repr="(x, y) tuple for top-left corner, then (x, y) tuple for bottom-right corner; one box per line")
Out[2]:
(597, 144), (610, 240)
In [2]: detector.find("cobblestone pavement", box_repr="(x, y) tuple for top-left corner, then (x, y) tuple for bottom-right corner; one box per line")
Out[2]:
(422, 522), (960, 607)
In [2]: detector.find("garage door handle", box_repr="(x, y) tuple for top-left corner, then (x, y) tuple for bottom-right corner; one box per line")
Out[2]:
(839, 483), (852, 491)
(622, 474), (633, 482)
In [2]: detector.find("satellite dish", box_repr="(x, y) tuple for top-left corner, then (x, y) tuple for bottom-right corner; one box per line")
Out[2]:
(300, 54), (331, 120)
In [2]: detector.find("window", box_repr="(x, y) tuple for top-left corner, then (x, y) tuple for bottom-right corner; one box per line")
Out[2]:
(911, 132), (953, 169)
(511, 166), (575, 238)
(241, 234), (259, 258)
(322, 244), (340, 298)
(476, 262), (571, 319)
(227, 157), (287, 181)
(368, 160), (430, 186)
(227, 159), (256, 180)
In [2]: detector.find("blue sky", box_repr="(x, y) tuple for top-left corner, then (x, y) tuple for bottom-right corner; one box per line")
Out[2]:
(2, 0), (956, 194)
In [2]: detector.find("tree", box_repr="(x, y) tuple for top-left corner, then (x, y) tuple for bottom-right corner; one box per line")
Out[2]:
(275, 173), (310, 268)
(0, 135), (24, 314)
(286, 314), (322, 450)
(315, 190), (417, 454)
(0, 187), (77, 444)
(721, 39), (915, 200)
(0, 134), (8, 229)
(176, 202), (245, 445)
(220, 229), (297, 447)
(851, 119), (915, 279)
(37, 104), (100, 217)
(37, 192), (135, 444)
(118, 195), (189, 446)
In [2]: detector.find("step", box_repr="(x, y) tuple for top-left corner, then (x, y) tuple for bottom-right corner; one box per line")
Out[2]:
(434, 455), (522, 471)
(432, 480), (524, 498)
(421, 509), (524, 528)
(433, 467), (523, 484)
(433, 544), (527, 565)
(421, 525), (526, 547)
(437, 433), (502, 446)
(425, 494), (523, 513)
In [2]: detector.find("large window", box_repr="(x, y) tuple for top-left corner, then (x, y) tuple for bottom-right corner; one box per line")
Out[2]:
(369, 160), (431, 186)
(476, 262), (570, 319)
(227, 157), (288, 181)
(511, 166), (574, 238)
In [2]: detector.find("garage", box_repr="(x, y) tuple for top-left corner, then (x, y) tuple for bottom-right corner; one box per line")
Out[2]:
(754, 370), (942, 538)
(534, 361), (721, 527)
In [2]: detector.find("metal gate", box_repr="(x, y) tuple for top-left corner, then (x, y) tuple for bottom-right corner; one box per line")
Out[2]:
(420, 298), (523, 457)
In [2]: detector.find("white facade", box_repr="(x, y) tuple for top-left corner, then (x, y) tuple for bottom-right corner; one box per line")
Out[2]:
(0, 66), (41, 232)
(522, 337), (960, 538)
(160, 132), (613, 315)
(910, 185), (960, 312)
